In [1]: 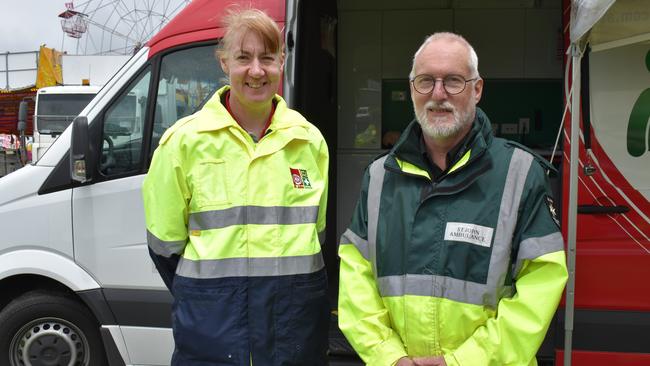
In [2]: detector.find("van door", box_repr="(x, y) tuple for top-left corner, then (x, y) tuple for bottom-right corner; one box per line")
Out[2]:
(71, 43), (224, 365)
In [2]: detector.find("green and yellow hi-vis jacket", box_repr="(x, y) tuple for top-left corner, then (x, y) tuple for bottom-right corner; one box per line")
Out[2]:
(338, 108), (568, 366)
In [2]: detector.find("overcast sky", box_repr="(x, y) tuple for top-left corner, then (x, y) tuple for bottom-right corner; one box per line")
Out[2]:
(0, 1), (72, 54)
(0, 0), (188, 89)
(0, 1), (67, 88)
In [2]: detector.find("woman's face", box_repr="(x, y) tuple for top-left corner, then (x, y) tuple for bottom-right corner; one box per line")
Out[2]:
(220, 31), (283, 109)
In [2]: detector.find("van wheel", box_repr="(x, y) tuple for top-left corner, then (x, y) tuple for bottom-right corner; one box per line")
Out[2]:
(0, 290), (108, 366)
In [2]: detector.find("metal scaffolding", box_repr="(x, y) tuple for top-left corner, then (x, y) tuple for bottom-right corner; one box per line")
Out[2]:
(0, 51), (39, 90)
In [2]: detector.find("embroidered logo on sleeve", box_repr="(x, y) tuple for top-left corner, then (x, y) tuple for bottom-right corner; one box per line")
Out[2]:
(290, 168), (312, 189)
(444, 222), (494, 247)
(546, 195), (561, 228)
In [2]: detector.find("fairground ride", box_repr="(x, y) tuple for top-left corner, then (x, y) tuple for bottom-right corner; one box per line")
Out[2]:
(58, 0), (191, 55)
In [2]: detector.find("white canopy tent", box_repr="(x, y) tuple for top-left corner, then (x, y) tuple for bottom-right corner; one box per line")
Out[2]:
(565, 1), (650, 364)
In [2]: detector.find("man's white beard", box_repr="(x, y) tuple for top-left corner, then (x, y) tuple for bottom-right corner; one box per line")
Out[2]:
(415, 100), (474, 139)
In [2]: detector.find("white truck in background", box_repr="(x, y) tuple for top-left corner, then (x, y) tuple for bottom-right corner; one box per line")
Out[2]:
(32, 86), (100, 161)
(30, 55), (130, 161)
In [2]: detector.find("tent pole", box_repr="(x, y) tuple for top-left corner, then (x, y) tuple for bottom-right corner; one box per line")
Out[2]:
(564, 42), (581, 366)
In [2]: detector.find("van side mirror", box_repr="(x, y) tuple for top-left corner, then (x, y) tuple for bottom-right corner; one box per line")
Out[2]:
(70, 116), (92, 183)
(17, 100), (28, 132)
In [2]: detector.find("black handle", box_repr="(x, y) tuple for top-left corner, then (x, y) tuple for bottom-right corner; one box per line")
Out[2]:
(578, 205), (629, 214)
(287, 30), (295, 51)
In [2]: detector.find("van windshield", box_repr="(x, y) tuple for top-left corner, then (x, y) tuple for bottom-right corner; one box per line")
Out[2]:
(36, 93), (96, 134)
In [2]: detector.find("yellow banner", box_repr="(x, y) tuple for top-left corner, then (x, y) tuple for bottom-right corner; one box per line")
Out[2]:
(35, 45), (63, 88)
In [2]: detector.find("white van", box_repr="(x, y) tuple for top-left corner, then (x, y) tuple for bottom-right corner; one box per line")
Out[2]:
(0, 2), (288, 365)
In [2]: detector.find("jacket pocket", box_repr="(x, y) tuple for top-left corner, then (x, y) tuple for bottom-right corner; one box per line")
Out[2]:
(172, 279), (246, 364)
(194, 159), (229, 208)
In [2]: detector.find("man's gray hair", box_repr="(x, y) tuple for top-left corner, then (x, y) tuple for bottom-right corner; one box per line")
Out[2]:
(409, 32), (479, 79)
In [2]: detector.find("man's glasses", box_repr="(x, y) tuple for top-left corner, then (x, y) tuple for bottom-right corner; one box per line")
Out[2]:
(410, 74), (478, 95)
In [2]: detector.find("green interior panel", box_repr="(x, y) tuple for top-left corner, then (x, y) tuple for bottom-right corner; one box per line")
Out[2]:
(479, 79), (563, 149)
(381, 79), (413, 148)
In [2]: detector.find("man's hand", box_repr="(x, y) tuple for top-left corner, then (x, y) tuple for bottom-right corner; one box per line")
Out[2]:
(413, 356), (447, 366)
(396, 356), (416, 366)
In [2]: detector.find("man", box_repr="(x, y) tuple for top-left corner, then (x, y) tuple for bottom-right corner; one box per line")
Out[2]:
(338, 32), (568, 366)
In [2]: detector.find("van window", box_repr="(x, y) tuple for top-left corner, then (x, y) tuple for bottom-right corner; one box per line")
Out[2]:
(151, 45), (225, 156)
(100, 67), (151, 176)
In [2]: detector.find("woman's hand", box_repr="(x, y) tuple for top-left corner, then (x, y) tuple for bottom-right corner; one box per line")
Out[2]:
(396, 356), (416, 366)
(413, 356), (447, 366)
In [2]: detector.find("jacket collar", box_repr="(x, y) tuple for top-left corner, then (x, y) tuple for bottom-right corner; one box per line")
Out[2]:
(193, 85), (307, 134)
(389, 107), (494, 174)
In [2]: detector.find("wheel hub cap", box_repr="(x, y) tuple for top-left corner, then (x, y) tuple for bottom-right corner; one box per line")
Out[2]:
(11, 318), (87, 366)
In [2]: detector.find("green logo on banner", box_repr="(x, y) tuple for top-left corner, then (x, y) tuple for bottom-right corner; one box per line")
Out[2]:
(627, 50), (650, 157)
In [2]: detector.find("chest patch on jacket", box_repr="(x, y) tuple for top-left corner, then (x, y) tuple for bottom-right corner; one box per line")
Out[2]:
(290, 168), (312, 188)
(444, 222), (494, 247)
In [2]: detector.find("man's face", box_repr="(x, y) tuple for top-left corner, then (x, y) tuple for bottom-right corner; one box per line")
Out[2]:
(410, 39), (483, 140)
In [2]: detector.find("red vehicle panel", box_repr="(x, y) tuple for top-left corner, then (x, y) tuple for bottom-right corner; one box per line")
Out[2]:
(555, 350), (650, 366)
(147, 0), (286, 57)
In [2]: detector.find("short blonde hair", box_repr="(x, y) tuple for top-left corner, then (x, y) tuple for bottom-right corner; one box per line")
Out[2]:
(217, 8), (283, 59)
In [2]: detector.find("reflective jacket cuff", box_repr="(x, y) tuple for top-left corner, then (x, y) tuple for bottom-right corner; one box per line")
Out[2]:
(451, 337), (485, 366)
(444, 353), (461, 366)
(366, 338), (408, 366)
(148, 247), (179, 292)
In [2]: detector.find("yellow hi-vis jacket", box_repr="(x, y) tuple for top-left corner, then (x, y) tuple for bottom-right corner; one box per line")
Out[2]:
(143, 86), (330, 365)
(338, 110), (568, 366)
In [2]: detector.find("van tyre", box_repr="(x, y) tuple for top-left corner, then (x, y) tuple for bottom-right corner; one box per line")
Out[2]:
(0, 290), (108, 366)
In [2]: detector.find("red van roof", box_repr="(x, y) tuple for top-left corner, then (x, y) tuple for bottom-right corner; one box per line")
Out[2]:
(147, 0), (286, 57)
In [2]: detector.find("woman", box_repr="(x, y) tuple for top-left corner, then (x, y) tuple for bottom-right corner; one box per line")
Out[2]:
(143, 8), (330, 365)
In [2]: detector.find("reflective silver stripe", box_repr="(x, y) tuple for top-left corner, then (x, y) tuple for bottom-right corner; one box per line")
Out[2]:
(340, 228), (370, 261)
(377, 274), (513, 304)
(483, 148), (533, 307)
(176, 252), (324, 278)
(147, 230), (186, 257)
(513, 232), (564, 277)
(367, 156), (388, 275)
(189, 205), (319, 231)
(318, 230), (326, 245)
